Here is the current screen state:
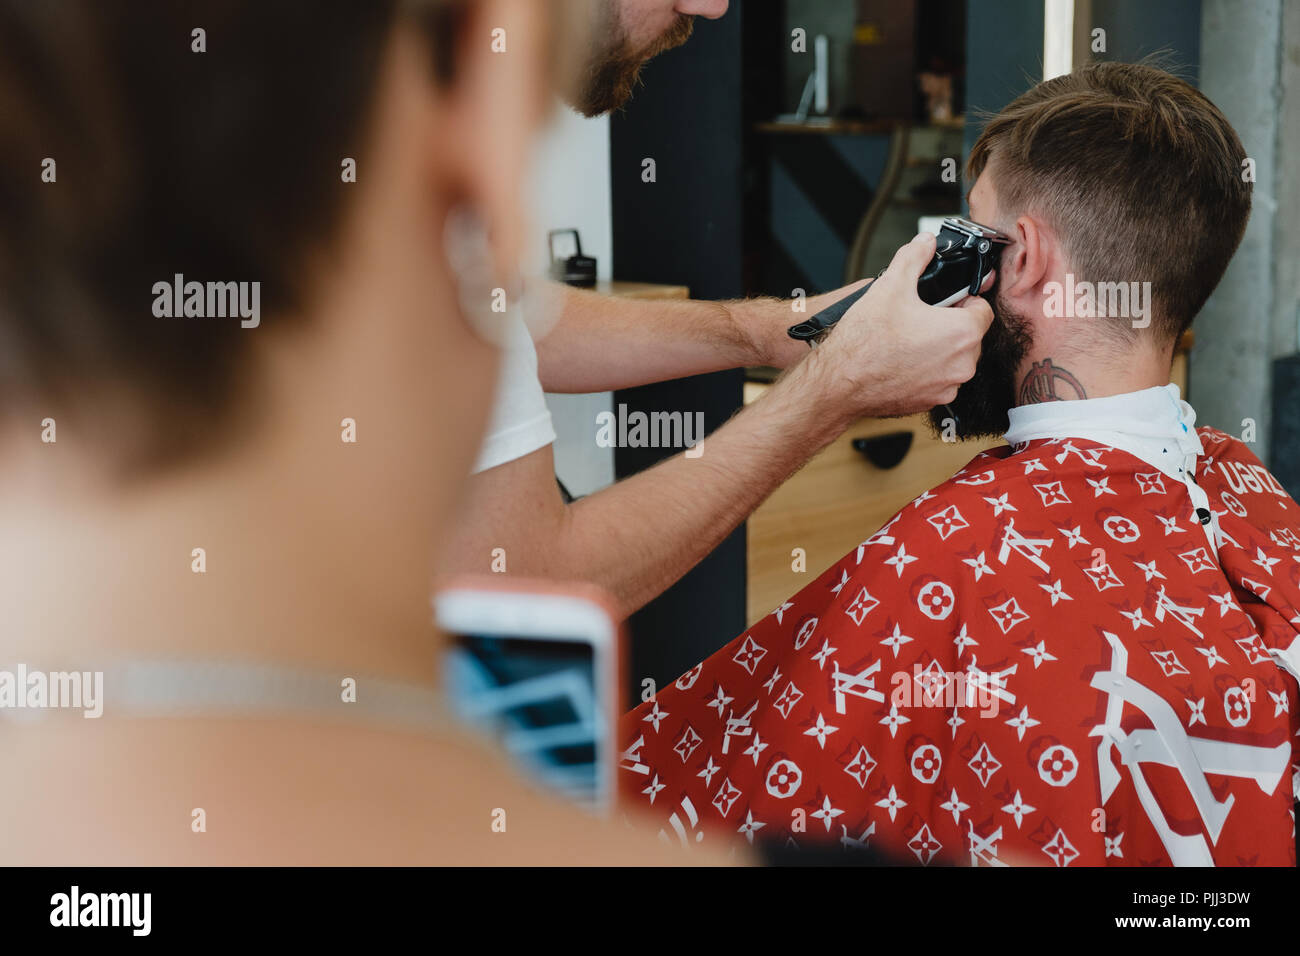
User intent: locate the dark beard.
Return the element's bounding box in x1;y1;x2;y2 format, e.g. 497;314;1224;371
926;291;1033;440
571;11;695;116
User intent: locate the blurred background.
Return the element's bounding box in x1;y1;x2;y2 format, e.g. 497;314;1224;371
526;0;1300;703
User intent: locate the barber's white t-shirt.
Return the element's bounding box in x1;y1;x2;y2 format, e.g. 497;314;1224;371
472;307;556;473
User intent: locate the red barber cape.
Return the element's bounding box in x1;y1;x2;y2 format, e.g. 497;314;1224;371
619;428;1300;866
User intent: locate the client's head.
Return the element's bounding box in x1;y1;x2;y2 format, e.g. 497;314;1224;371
930;60;1252;439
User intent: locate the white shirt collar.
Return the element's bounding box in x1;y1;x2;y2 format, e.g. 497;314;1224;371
1004;383;1203;483
1004;383;1220;554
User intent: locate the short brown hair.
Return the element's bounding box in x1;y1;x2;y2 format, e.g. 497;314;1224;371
967;60;1251;342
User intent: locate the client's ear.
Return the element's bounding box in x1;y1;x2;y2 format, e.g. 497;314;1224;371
1001;214;1053;304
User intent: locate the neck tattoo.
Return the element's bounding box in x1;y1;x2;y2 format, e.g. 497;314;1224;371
1018;358;1087;404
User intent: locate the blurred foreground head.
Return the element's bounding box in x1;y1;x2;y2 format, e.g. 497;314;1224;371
0;0;584;482
0;1;727;867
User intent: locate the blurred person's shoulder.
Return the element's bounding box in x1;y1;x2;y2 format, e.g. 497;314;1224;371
0;716;741;867
404;727;743;866
277;719;744;865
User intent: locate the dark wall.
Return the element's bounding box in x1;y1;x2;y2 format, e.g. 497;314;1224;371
759;134;892;296
1272;355;1300;498
963;0;1203;164
610;6;747;700
1090;0;1201;81
962;0;1043;164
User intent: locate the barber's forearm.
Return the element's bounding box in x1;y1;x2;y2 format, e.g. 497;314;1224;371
535;282;767;393
559;353;846;617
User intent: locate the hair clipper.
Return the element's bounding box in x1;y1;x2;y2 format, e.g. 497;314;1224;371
787;217;1011;346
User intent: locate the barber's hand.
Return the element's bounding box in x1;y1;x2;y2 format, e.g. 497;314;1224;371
757;279;872;369
799;232;994;422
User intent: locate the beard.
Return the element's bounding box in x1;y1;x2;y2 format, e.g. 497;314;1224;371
571;9;695;116
926;288;1033;441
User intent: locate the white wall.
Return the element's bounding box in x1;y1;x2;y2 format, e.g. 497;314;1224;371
526;103;616;498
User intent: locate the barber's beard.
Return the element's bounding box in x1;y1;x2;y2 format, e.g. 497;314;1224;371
572;11;695;116
926;291;1033;440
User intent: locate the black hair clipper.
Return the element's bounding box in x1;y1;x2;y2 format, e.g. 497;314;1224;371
787;217;1011;346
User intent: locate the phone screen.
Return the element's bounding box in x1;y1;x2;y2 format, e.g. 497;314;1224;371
444;633;607;812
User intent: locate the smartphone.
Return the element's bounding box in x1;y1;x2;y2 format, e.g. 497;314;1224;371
435;578;621;815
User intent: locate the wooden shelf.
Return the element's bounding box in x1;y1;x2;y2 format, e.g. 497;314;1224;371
755;118;901;136
754;116;965;137
596;279;690;301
